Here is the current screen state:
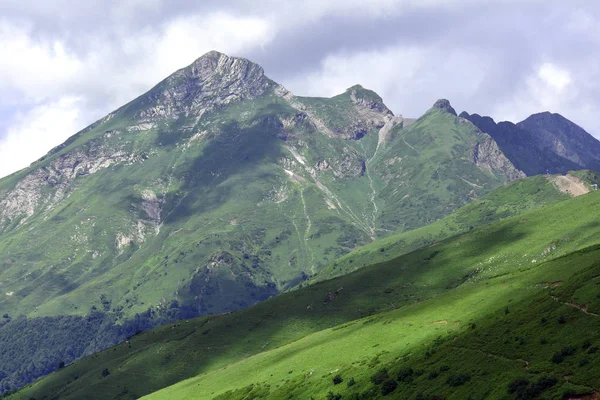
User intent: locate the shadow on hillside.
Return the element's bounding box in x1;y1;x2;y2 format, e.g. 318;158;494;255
161;115;285;224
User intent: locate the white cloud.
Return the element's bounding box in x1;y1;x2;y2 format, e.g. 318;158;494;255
0;12;274;178
0;22;82;103
538;63;571;91
493;63;576;123
284;45;487;117
0;97;85;178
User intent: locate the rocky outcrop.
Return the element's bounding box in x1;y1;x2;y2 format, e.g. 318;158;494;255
0;141;141;230
433;99;457;116
138;51;275;122
461;111;590;176
472;133;526;182
276;84;396;140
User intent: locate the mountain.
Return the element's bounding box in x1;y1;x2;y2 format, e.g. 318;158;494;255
12;183;600;400
0;51;521;322
315;172;597;281
1;50;599;394
460;111;600;175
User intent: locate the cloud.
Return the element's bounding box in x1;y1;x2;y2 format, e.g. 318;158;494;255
0;0;599;179
0;11;274;178
284;44;487;117
538;63;572;92
0;21;82;103
0;97;84;178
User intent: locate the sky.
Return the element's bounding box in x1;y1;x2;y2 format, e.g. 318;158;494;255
0;0;599;178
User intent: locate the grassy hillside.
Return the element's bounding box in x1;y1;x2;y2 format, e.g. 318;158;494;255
315;173;576;281
12;188;600;400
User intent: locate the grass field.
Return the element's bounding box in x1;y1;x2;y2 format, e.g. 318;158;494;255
12;186;600;400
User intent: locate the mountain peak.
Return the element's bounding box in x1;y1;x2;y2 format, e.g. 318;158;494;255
133;51;273;121
432;99;457;116
344;84;393;115
185;50;266;83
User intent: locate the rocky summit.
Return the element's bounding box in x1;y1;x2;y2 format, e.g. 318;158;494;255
0;51;599;395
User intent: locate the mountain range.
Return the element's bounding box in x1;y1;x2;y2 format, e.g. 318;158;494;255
1;51;600;398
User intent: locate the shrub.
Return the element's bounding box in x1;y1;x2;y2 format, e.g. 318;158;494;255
579;358;590;367
101;368;110;377
558;315;566;324
507;378;530;394
371;368;389;385
439;365;450;372
588;346;598;354
57;361;65;369
396;367;414;382
332;374;343;385
552;345;577;364
540;338;548;344
446;373;471;387
381;380;398;396
326;392;342;400
582;340;592;350
509;376;558;399
427;371;439;380
529;376;558;397
346;377;356;387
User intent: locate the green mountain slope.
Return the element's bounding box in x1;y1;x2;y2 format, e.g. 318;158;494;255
12;187;600;400
0;52;519;322
316;172;598;281
0;51;531;393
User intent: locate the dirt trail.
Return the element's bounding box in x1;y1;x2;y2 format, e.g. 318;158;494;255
549;174;590;197
550;295;599;317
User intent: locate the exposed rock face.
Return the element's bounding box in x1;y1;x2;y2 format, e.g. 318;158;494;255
0;140;140;231
347;85;393;115
276;84;397;140
517;112;600;171
472;133;526;181
138;51;275;121
461;111;598;175
433;99;457;116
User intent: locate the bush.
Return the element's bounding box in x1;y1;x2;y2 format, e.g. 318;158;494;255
552;345;577;364
529;377;558;397
332;374;343;385
509;376;557;399
427;371;439;380
371;368;389;385
582;339;592;349
558;315;566;324
381;380;398;396
507;378;530;394
396;367;414;382
588;346;598;354
101;368;110;378
446;373;471;387
346;377;356;387
326;392;342;400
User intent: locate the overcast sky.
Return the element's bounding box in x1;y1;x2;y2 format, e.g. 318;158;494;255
0;0;598;178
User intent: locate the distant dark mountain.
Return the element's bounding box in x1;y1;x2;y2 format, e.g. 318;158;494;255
460;111;600;175
517;112;600;170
